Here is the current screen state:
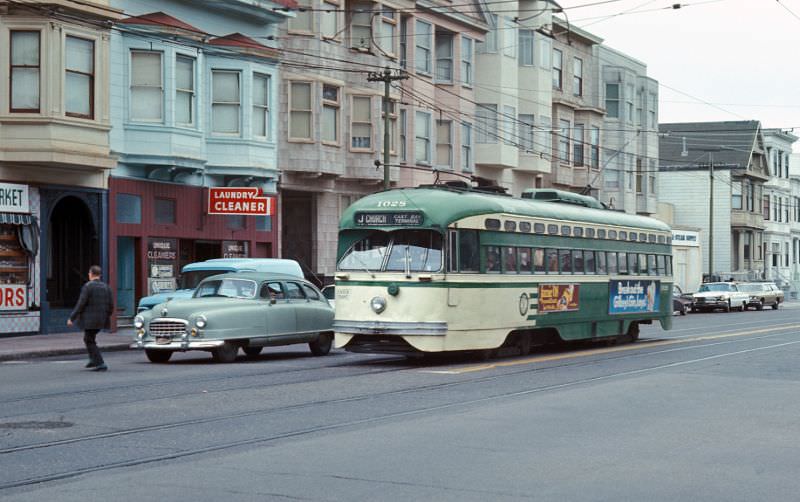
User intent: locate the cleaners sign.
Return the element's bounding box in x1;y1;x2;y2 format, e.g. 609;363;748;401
609;280;660;314
208;187;274;216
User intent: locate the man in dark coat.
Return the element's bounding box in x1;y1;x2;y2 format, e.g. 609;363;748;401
68;265;114;371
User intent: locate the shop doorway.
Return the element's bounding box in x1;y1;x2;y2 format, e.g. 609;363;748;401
47;196;98;309
116;236;139;319
281;191;314;275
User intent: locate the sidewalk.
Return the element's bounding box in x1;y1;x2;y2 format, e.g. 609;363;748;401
0;328;134;362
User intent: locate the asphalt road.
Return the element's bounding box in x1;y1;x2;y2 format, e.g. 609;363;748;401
2;308;800;501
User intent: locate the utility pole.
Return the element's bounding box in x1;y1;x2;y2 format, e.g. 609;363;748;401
367;68;408;190
709;153;714;279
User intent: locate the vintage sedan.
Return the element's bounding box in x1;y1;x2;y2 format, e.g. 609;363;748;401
133;272;334;363
691;282;749;312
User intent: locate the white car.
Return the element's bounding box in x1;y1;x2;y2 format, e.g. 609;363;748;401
692;282;749;312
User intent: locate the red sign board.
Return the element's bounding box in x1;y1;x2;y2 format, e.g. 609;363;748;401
0;285;26;311
538;284;580;313
207;187;274;216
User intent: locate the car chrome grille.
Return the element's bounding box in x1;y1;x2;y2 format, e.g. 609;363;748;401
149;319;188;337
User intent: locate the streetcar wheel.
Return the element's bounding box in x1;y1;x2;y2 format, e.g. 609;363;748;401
212;342;238;363
243;346;262;357
145;349;172;363
627;322;640;342
476;349;496;361
309;333;333;356
517;334;532;356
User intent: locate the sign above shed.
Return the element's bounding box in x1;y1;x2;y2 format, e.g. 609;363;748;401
208;187;274;216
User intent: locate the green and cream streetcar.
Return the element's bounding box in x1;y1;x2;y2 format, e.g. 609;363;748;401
333;183;673;356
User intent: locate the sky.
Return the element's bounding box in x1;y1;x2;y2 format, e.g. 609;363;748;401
560;0;800;138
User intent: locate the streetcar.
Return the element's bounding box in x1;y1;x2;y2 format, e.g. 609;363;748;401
332;182;673;357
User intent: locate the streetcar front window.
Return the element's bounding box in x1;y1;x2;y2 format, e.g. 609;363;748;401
385;230;443;272
338;232;391;271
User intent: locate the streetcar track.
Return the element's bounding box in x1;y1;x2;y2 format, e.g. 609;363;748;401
2;326;797;456
3;334;800;492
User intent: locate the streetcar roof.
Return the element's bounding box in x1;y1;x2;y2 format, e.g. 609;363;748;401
340;186;671;232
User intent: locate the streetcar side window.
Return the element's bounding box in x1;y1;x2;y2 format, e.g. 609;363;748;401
545;248;559;273
619;231;627;241
574;227;584;238
607;252;617;274
585;228;595;238
667;256;673;276
502;247;517;273
628;253;638;274
548;224;559;235
597;251;607;274
585;250;596;274
656;254;666;275
486;246;501;273
559;249;573;274
573;250;584;274
534;223;545;234
533;248;546;274
598;229;607;239
607;230;616;240
519;247;532;274
519;222;531;233
648;255;657;275
458;230;480;272
638;253;648;275
618;252;628;274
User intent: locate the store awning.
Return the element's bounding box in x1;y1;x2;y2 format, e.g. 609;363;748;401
0;213;32;225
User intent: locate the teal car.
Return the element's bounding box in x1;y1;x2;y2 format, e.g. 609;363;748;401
133;271;334;363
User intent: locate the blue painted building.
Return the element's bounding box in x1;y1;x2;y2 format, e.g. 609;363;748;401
107;1;292;319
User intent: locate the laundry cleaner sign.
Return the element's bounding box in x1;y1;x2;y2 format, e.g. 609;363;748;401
609;280;660;314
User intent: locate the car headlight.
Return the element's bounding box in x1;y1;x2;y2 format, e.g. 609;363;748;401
195;315;207;329
370;296;387;314
134;315;144;329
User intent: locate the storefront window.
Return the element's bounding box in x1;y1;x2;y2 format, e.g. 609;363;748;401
0;225;29;284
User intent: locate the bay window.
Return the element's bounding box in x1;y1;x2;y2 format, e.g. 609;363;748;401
322;84;340;144
435;32;453;82
10;31;40;112
415;20;432;74
462;123;472;171
436;120;452;167
415;111;431;163
130;51;163;121
253;73;270;138
175;55;195;126
351;95;372;149
289;81;312;140
461;37;473;86
65;36;94;118
212;70;241;134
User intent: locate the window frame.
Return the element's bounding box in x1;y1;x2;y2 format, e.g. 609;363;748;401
350;94;373;151
321;83;341;145
321;0;342;40
350;2;373;51
415;110;432;165
64;35;95;119
288;81;314;142
436;119;453;168
380;7;398;57
461;122;472;171
211;69;242;135
519;29;534;66
435;31;454;83
573;57;583;97
415;20;433;75
552;48;563;90
289;0;314;34
175;54;196;127
10;30;41;113
461;36;473;87
252;72;270;139
129;50;164;123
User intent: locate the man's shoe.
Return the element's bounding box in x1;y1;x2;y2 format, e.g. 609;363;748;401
85;362;98;368
91;365;108;372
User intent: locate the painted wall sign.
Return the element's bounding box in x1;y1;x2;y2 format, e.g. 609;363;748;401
222;240;248;258
538;284;580;312
609;279;661;314
0;285;26;311
148;278;177;294
0;183;29;214
354;211;423;226
208;187;274;216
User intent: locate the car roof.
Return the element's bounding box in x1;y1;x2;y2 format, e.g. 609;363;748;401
201;271;313;283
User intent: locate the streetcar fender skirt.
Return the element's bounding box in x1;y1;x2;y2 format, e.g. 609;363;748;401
333;320;448;336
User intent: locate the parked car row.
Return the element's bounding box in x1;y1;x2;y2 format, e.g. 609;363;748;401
672;282;784;315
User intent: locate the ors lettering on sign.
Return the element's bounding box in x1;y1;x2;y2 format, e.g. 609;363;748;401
0;285;26;311
208;187;275;216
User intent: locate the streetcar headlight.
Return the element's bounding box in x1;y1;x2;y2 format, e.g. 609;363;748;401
195;315;207;329
134;315;144;329
370;296;387;314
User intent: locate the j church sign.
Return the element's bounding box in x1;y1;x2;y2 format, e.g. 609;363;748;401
207;187;274;216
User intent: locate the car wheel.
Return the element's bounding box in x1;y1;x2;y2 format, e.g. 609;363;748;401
212;342;239;363
243;346;262;357
756;301;764;311
680;305;687;316
772;301;780;310
309;333;333;356
724;301;731;313
145;349;172;363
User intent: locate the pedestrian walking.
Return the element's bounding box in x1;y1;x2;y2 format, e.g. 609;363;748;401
67;265;114;371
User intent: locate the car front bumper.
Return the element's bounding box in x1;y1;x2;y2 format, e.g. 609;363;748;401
131;340;226;350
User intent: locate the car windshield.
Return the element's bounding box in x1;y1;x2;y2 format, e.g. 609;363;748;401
737;284;763;292
194;278;257;299
179;269;232;289
338;230;443;273
698;283;733;292
322;287;335;300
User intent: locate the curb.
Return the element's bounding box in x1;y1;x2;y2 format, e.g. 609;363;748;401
0;343;133;362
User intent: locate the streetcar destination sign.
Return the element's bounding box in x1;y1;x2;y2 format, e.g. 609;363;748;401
354;211;423;226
